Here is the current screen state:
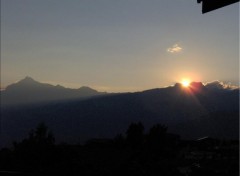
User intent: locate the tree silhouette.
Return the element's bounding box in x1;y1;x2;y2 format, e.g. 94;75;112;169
146;124;168;149
13;122;55;149
113;134;125;148
0;122;238;176
126;122;144;149
12;122;55;173
32;122;55;146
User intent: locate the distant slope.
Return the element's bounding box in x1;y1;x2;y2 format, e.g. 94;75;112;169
1;81;239;147
1;76;106;106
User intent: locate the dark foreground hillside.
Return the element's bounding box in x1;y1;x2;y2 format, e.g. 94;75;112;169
0;123;238;176
1;82;239;147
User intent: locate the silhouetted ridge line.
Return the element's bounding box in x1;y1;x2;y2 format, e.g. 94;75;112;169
2;77;107;106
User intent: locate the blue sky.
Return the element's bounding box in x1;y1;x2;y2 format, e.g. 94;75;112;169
1;0;239;92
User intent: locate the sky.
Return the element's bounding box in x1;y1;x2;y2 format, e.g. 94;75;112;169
1;0;239;92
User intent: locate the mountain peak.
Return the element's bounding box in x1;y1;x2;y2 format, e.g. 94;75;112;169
79;86;94;90
78;86;98;93
20;76;37;83
189;82;205;93
174;82;204;88
3;77;105;105
173;81;205;93
190;81;204;88
5;76;41;91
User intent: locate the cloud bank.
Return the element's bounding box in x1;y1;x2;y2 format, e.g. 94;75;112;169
167;44;182;53
204;81;239;90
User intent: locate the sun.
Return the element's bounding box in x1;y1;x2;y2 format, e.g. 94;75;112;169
181;79;190;87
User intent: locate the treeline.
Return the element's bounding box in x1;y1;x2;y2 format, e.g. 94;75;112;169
0;122;238;176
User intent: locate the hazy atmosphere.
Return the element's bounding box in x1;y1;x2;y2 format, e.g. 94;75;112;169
1;0;239;92
1;1;239;175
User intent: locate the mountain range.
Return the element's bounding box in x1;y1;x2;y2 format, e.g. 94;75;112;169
0;77;239;147
1;76;106;106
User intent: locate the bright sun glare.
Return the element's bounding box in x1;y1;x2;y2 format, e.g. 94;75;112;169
181;80;190;87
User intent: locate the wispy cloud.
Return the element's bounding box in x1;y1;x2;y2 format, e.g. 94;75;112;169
167;44;182;53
